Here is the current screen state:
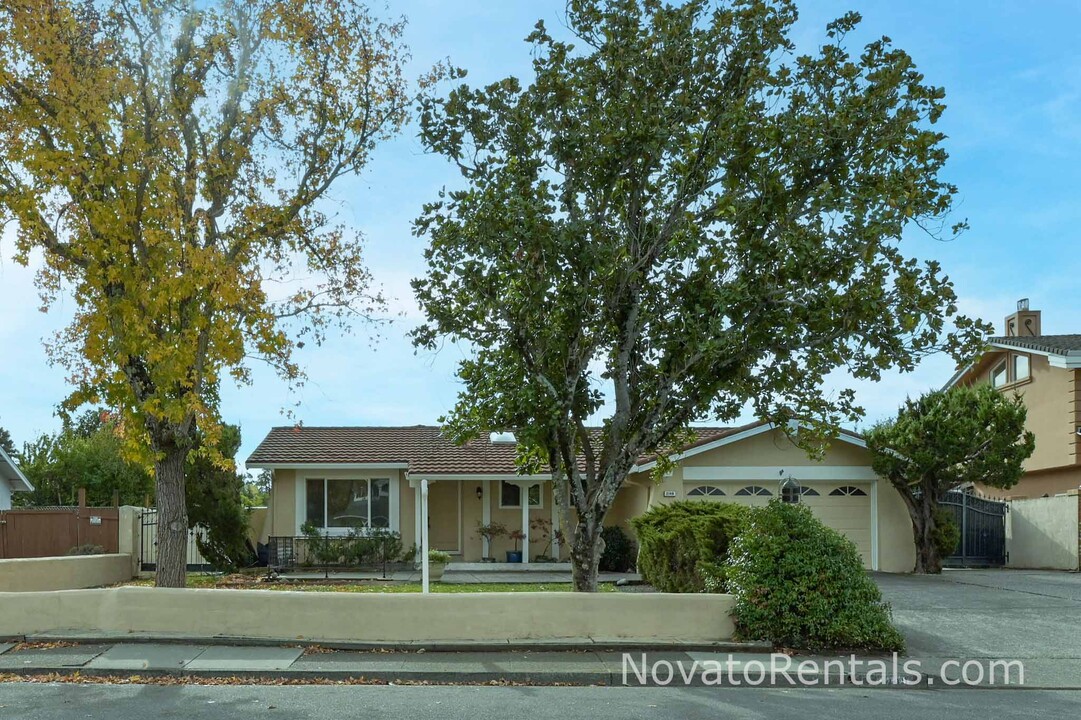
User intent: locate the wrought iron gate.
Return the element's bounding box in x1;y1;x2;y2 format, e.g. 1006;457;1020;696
940;490;1008;567
139;509;213;571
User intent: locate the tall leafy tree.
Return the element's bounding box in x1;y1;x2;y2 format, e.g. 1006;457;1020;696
413;0;985;590
867;384;1034;574
0;1;423;585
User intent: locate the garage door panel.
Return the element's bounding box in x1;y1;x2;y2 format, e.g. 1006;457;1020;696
684;481;874;569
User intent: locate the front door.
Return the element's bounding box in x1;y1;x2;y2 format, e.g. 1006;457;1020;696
428;481;461;554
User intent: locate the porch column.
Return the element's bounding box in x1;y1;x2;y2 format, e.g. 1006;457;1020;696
421;479;430;593
510;479;535;565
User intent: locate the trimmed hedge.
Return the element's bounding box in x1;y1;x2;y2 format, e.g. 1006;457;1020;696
726;500;905;652
631;500;748;593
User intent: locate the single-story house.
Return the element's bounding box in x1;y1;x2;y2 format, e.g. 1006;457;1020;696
0;446;33;510
247;421;916;572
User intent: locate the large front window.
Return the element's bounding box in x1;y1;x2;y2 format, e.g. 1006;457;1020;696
305;478;391;531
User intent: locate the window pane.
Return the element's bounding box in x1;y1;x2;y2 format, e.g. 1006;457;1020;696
328;479;368;529
370;479;390;528
528;484;541;507
305;479;325;528
501;481;521;507
1013;354;1030;381
991;361;1008;388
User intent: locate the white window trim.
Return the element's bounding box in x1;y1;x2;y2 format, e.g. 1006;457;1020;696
499;481;544;510
299;471;399;536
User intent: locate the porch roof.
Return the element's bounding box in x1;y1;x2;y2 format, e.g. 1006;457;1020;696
246;424;738;476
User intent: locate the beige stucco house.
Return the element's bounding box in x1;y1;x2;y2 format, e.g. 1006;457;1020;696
248;421;916;573
946;300;1081;499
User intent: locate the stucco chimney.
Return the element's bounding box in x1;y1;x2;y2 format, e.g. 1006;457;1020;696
1004;298;1042;337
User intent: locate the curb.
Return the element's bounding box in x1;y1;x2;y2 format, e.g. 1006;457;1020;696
9;634;772;654
0;664;967;688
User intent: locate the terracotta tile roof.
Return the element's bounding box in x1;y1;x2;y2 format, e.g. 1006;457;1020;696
246;424;736;476
991;335;1081;356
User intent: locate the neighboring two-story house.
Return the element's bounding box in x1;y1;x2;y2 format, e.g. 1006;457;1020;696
946;300;1081;499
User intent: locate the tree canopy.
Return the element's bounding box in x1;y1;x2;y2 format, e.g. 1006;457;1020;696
0;426;15;457
16;409;154;507
867;383;1034;573
0;0;424;585
413;0;985;590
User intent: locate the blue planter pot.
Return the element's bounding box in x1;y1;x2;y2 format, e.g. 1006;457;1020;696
506;551;523;563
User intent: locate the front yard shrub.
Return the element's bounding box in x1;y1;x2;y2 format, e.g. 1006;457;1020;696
599;525;636;572
366;529;404;578
726;500;905;652
301;522;349;577
631;500;748;592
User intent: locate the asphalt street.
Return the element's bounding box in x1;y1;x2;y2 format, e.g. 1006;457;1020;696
3;684;1081;719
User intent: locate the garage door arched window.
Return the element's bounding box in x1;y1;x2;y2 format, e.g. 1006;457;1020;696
829;486;867;497
687;486;725;497
734;485;772;497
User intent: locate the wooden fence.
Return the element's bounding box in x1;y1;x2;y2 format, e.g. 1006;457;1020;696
0;506;119;559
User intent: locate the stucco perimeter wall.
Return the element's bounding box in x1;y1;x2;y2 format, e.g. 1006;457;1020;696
0;587;736;644
0;554;134;592
1007;493;1080;571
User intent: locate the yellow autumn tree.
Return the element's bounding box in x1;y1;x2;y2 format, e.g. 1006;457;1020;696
0;0;422;586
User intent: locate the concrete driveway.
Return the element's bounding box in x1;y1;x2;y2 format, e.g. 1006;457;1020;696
875;569;1081;687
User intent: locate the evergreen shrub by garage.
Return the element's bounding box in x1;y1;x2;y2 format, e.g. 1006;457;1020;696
631;500;747;593
726;500;905;652
599;525;637;572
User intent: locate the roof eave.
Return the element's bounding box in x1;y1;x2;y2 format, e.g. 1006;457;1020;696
0;446;33;492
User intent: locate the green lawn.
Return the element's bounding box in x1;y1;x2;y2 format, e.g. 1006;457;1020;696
124;575;617;593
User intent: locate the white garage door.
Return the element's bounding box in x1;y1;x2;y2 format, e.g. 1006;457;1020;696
684;482;873;568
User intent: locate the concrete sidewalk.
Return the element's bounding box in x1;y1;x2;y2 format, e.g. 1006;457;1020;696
0;641;1060;688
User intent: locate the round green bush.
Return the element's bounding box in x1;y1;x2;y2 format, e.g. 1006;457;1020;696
631;500;748;593
726;500;905;652
599;525;637;572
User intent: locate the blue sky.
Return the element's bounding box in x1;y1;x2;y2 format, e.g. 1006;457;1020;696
1;0;1079;471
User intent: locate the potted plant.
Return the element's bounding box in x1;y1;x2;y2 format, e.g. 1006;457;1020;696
475;521;507;562
428;549;451;581
506;529;526;563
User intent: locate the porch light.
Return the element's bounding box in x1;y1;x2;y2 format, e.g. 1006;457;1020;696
476;486;483;500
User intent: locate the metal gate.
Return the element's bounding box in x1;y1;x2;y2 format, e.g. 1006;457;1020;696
940;490;1008;567
139;509;213;571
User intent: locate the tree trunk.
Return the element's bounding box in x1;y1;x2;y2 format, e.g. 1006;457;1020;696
570;513;605;592
154;445;189;588
910;493;942;574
